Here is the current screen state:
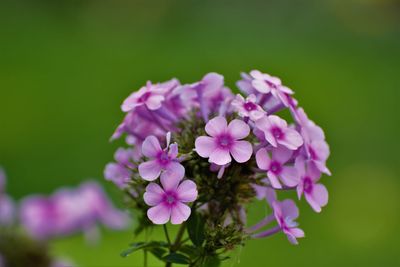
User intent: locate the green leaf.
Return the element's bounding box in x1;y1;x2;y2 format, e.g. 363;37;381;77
178;244;200;258
162;253;191;264
187;211;205;247
202;256;220;267
149;247;168;260
120;241;168;257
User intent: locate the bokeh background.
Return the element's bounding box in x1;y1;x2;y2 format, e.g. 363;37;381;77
1;0;399;266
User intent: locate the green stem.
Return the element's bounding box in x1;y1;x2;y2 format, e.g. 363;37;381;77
163;224;172;246
143;249;148;267
165;223;187;267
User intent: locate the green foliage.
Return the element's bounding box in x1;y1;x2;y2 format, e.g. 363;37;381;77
187;211;205;247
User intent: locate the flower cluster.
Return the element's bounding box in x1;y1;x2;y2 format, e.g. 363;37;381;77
20;181;129;241
106;70;331;265
0;166;130;267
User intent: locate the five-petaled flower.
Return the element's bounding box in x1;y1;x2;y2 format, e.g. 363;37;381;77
272;200;305;245
295;156;328;213
256;146;299;189
144;174;197;225
248;70;294;106
231;94;266;121
256;115;303;150
138;133;185;181
121;81;168;112
195;116;253;166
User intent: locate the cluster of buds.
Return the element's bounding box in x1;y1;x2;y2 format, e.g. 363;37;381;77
106;70;331;266
0;168;129;267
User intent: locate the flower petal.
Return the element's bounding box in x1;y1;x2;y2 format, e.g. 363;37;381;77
162;162;185;188
138;160;162;181
280;199;299;219
280;166;299;187
278;128;303;150
272;146;292;164
205;116;227;137
252;80;271;94
170;202;191;225
228;119;250;140
142;136;162;158
176;180;198;203
256;148;271;170
267;171;282;189
147;204;171;225
209;148;231;165
231;140;252;163
143;183;164;206
195;136;216;158
146;95;165;110
307;184;328;213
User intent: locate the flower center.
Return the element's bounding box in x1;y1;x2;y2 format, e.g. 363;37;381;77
157;151;171;167
243;101;257;111
270;161;282;174
217;134;233;149
271;127;284;140
138;91;152;103
164;192;177;205
303;177;313;193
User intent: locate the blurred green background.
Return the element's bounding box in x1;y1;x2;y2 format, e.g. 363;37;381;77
1;0;399;266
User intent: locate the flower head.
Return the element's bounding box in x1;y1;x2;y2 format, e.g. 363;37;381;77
231;94;266;121
272;200;304;245
195;116;253;165
104;148;136;189
295;157;328;212
138;133;184;181
256;115;303;150
144;175;197;224
256;146;299;189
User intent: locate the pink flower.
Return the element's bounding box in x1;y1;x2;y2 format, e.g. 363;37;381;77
231;94;266;121
256;115;303;150
144;174;197;224
256;146;299;189
295;108;331;175
195;116;253;166
138;133;185;181
272;200;305;245
121;81;169;112
295;157;328;212
248;70;294;106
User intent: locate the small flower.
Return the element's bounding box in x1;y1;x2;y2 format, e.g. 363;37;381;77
296;108;331;175
104;148;136;189
256;146;299;189
256;115;303;150
231;94;266;121
195;116;253;165
138;133;185;181
248;70;294;106
272;200;305;245
295;157;328;212
121;81;168;112
144;175;197;224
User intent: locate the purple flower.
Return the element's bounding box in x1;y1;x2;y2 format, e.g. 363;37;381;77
295;108;331;175
104;148;136;189
144;174;197;224
248;70;294;106
20;181;129;240
295;157;328;212
231;94;266;121
256;146;299;189
121;81;170;112
138;133;185;181
195;116;253;165
256;115;303;150
272;200;305;244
